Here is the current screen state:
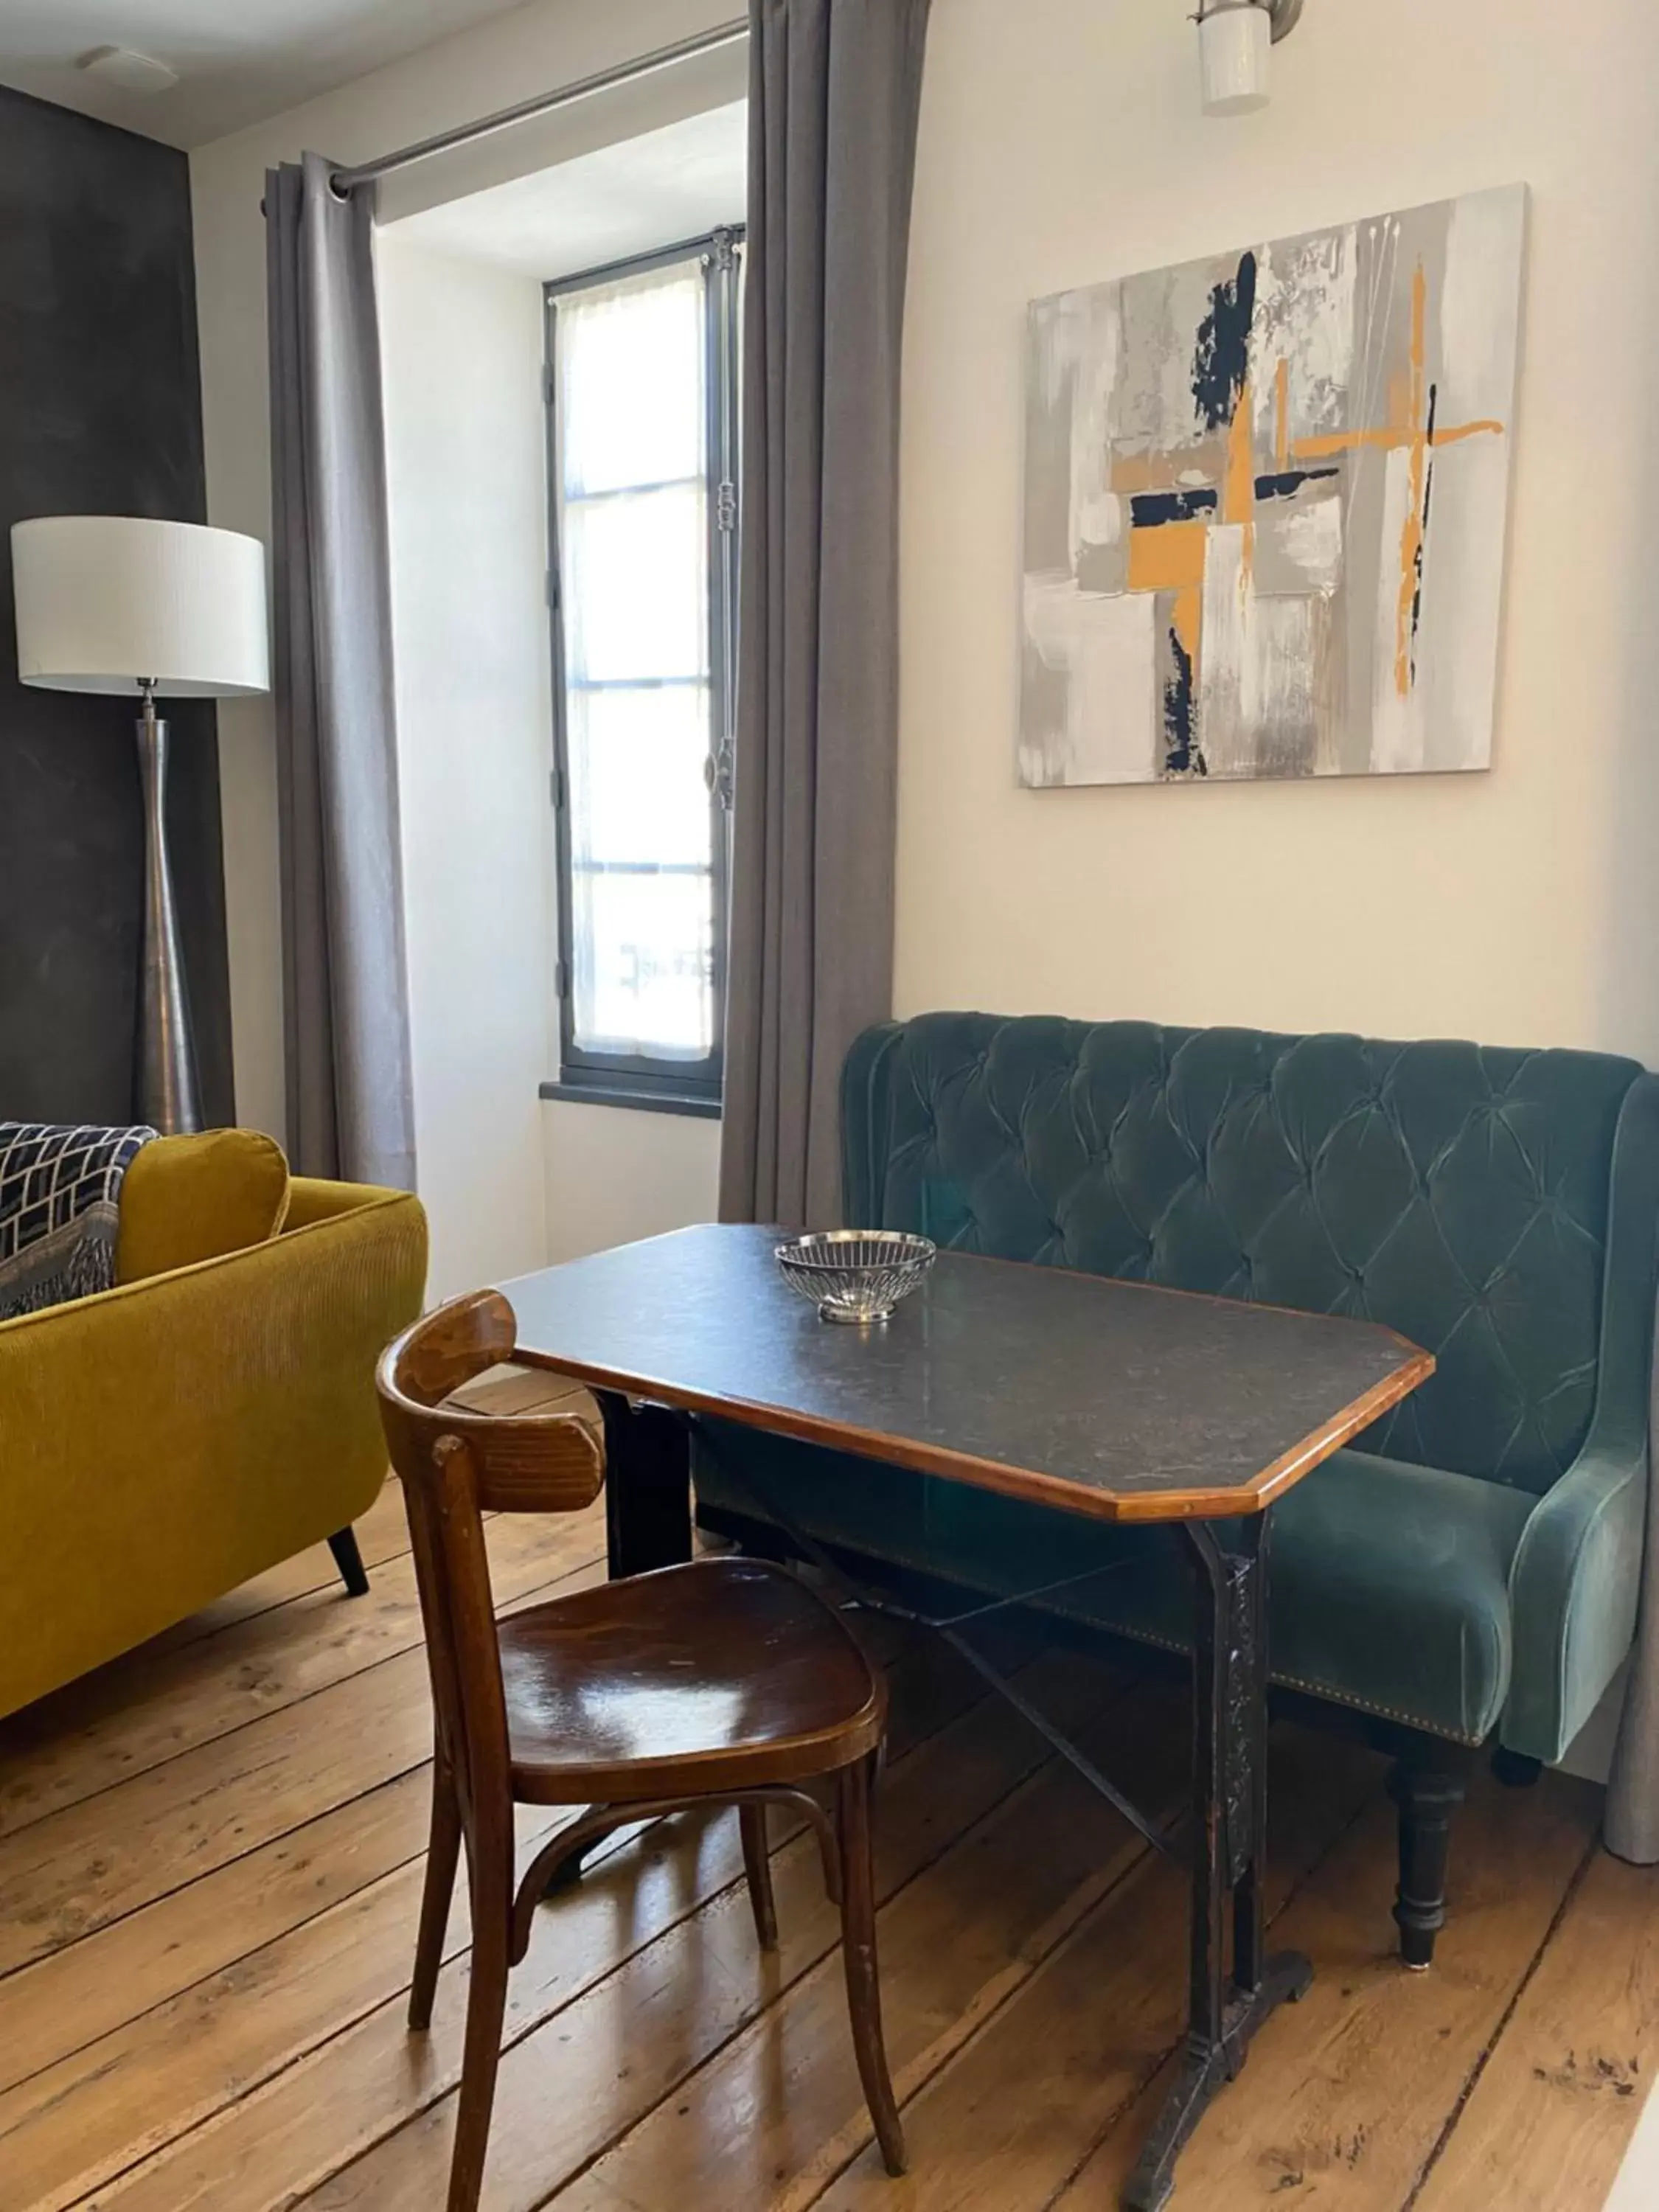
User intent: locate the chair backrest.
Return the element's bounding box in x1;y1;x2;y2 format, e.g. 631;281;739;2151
376;1290;605;1862
843;1014;1659;1495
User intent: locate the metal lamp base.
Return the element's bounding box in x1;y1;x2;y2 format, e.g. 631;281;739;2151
135;689;202;1134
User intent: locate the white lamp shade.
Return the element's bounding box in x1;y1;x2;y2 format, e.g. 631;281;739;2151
11;515;270;699
1200;5;1271;114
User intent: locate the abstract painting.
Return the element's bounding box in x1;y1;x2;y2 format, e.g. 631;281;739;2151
1018;186;1525;786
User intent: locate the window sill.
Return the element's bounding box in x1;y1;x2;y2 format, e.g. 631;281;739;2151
540;1080;722;1122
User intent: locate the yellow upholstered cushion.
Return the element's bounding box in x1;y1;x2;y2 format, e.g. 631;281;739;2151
0;1176;427;1721
115;1129;291;1284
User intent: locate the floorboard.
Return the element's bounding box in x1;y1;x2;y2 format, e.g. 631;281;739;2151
0;1479;1648;2212
814;1723;1386;2212
1409;1846;1659;2212
1049;1768;1599;2209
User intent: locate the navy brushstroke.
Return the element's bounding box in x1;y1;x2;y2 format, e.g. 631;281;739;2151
1192;251;1257;432
1163;627;1202;777
1130;487;1219;527
1253;467;1340;504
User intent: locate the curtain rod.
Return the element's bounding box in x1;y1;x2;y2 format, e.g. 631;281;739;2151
330;15;749;195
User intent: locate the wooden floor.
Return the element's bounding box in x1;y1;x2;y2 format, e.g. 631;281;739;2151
4;1371;1658;2212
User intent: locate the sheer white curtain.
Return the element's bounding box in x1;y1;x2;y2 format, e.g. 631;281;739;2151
554;263;716;1065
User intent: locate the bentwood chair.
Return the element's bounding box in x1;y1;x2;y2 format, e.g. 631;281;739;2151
377;1290;906;2212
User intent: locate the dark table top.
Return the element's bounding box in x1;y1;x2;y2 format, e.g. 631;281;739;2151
504;1224;1433;1525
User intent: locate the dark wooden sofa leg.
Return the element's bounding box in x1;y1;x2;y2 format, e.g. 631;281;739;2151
1388;1742;1472;1969
328;1527;370;1598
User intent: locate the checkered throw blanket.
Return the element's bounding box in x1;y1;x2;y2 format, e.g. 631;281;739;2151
0;1123;157;1321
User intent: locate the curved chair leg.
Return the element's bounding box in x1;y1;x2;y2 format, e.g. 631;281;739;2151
741;1804;779;1950
448;1873;512;2212
410;1756;462;2029
836;1753;906;2175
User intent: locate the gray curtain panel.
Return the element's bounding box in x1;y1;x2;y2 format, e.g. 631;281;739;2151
265;153;416;1192
1608;1360;1659;1862
718;0;932;1230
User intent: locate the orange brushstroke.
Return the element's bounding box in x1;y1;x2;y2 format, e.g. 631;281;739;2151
1126;521;1206;684
1429;420;1506;446
1172;582;1203;669
1291;418;1505;462
1127;519;1209;595
1223;378;1256;580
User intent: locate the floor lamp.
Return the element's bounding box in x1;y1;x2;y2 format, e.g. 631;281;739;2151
11;515;269;1134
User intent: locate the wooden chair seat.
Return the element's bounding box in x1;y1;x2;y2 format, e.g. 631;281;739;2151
500;1557;883;1802
377;1290;907;2212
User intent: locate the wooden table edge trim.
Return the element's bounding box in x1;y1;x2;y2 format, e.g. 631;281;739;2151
509;1344;1436;1526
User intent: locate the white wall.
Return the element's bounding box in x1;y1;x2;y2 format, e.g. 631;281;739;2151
378;233;555;1300
541;1100;719;1265
897;0;1659;1064
189;0;734;1270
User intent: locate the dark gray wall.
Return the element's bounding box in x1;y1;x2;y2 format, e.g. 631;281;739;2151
0;84;233;1127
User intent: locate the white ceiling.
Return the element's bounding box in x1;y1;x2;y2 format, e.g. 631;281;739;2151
386;98;745;281
0;0;536;148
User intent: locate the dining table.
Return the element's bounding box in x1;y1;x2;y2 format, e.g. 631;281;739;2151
505;1222;1433;2211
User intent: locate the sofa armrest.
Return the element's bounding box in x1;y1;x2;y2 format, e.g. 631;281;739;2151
284;1174;409;1230
1503;1071;1659;1763
1503;1444;1646;1763
0;1186;427;1719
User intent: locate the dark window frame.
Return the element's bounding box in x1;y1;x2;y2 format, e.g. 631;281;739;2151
541;227;742;1116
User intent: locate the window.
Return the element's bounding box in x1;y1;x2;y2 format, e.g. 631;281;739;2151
543;231;741;1114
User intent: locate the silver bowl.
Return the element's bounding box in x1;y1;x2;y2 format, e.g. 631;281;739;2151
775;1229;937;1324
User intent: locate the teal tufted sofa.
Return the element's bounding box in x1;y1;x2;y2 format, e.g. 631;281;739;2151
695;1014;1659;1961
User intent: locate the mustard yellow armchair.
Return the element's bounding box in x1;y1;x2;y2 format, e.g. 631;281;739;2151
0;1167;427;1720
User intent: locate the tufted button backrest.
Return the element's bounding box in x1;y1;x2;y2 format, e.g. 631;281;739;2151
843;1015;1647;1495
